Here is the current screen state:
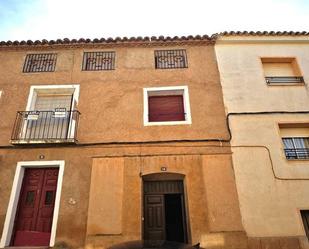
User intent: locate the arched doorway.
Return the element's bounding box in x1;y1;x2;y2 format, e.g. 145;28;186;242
142;173;188;243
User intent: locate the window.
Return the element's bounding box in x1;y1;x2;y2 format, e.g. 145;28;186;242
11;85;80;144
301;210;309;239
154;49;188;69
282;137;309;159
23;53;57;73
261;58;304;84
279;124;309;159
143;86;191;126
82;51;115;71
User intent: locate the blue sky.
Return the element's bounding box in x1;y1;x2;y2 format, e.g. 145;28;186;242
0;0;308;41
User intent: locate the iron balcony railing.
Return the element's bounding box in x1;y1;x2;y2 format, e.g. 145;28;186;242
284;148;309;160
11;110;80;144
265;76;304;84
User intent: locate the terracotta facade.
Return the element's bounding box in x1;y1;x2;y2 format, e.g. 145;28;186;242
0;40;245;249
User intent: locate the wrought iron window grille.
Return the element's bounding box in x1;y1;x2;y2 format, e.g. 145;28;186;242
23;53;57;73
283;137;309;159
265;76;304;84
284;148;309;159
154;49;188;69
82;51;115;71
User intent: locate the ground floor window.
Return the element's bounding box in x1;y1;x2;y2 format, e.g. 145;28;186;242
301;210;309;239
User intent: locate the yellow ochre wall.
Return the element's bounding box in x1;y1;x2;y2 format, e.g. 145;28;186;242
86;153;245;249
215;35;309;249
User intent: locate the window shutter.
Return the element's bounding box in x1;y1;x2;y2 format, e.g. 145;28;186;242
148;95;185;122
35;94;73;111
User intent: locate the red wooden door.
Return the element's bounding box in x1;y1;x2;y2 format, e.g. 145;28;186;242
12;168;59;246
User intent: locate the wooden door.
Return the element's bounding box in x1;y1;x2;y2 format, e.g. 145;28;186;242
143;180;187;242
12;168;59;246
144;195;165;240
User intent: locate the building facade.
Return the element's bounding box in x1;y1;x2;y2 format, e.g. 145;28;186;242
0;36;246;249
215;32;309;249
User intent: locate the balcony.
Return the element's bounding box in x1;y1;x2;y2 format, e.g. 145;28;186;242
265;76;304;84
284;148;309;160
11;110;80;144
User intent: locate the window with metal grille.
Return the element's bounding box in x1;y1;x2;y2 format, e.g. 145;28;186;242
282;137;309;159
23;53;57;73
154;49;188;69
82;51;115;71
301;210;309;239
262;58;304;84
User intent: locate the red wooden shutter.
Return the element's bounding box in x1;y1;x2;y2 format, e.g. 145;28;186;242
148;95;185;122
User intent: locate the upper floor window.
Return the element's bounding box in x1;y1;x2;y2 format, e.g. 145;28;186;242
280;123;309;160
143;86;192;126
23;53;57;73
261;58;304;85
82;51;115;71
11;85;80;144
154;49;188;69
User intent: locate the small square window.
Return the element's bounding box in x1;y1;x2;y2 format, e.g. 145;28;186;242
143;86;192;126
82;51;115;71
261;58;304;85
23;53;57;73
154;49;188;69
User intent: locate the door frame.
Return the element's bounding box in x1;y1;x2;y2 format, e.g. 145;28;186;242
142;173;189;243
0;160;65;248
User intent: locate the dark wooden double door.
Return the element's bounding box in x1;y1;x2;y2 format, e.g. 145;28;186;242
12;168;59;246
143;180;187;242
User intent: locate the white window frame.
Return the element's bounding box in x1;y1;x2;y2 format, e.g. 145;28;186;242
143;85;192;126
0;160;65;248
26;84;80;111
22;85;80;141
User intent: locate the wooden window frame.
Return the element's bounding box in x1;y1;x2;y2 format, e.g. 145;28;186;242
143;86;192;126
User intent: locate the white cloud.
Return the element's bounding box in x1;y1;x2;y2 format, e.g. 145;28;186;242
1;0;309;40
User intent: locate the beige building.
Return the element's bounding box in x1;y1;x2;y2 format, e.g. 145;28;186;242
0;36;246;249
215;31;309;249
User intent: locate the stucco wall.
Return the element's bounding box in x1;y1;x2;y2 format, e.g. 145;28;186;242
215;36;309;248
215;37;309;113
0;42;245;248
0;44;228;145
229;115;309;237
85;152;244;249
